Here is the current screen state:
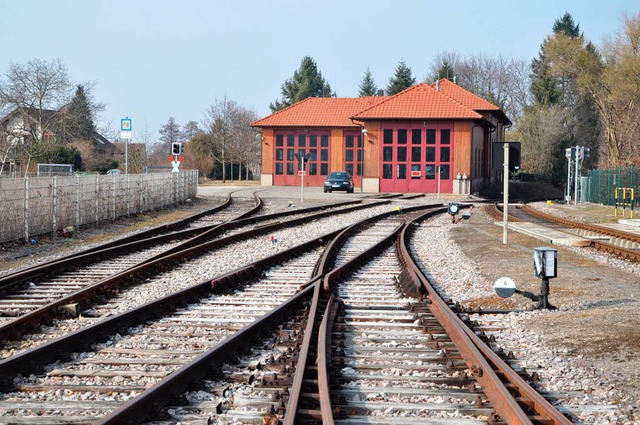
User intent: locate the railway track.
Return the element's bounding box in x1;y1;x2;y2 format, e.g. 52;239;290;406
0;194;263;321
491;203;640;262
0;202;583;425
0;199;394;359
0;205;418;424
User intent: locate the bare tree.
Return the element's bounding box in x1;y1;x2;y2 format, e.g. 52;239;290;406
0;58;72;143
182;120;200;142
0;58;73;174
202;97;251;182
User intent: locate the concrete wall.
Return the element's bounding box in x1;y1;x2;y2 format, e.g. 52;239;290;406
0;170;198;244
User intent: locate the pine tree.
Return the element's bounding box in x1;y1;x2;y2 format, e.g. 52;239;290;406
530;12;582;106
61;85;95;143
436;60;456;82
270;56;334;112
553;12;581;37
386;60;416;95
358;67;378;96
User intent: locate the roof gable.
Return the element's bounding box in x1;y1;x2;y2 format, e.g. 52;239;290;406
352;83;482;120
252;96;386;128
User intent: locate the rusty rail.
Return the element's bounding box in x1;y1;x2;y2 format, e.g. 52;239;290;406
398;210;572;425
317;294;338;425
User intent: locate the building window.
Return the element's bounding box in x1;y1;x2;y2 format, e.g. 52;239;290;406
383;163;393;179
383;129;393;144
276;149;283;161
287;135;295;147
412;129;421;144
276;135;284;146
397;129;407;144
426;129;436;145
441;129;450;145
276;163;283;174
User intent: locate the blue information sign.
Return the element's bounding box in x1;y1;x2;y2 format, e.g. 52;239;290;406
121;118;132;131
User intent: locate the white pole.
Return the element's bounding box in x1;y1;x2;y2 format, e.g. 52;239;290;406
567;150;572;204
503;142;509;245
125;138;129;174
574;146;580;205
300;158;304;203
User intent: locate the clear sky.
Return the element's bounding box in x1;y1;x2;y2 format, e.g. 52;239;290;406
0;0;636;143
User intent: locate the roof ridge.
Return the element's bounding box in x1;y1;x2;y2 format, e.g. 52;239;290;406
351;82;481;120
350;83;424;117
429;83;483;116
252;96;316;126
432;79;500;110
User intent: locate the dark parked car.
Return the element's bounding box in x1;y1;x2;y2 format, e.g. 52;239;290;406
324;171;354;193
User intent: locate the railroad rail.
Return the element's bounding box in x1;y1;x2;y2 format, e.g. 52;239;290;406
491;203;640;262
0;206;417;424
0;199;387;350
0;201;580;424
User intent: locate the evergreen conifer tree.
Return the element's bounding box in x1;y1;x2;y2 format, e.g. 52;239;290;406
61;85;95;142
386;60;416;95
436;60;456;82
270;56;334;111
358;67;378;96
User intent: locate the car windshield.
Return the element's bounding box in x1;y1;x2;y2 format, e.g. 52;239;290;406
328;172;348;179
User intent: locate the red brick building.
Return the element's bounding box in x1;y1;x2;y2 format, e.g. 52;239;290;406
252;79;511;194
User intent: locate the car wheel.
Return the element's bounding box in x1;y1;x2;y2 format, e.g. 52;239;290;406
324;187;328;193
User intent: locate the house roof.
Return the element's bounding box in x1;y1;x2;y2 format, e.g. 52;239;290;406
252;96;386;128
252;80;511;128
430;79;500;111
352;83;482;121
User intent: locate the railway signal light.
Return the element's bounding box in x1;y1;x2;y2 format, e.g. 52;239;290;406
171;142;183;155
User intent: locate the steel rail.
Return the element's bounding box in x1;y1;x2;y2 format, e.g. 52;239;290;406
0;228;341;390
0;192;262;291
495;203;640;261
95;278;318;425
317;293;338;425
0;193;234;289
0;201;386;341
522;204;640;243
284;207;432;424
398;210;572;425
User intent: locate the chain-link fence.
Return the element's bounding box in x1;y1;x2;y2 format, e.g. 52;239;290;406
586;166;639;206
0;170;198;244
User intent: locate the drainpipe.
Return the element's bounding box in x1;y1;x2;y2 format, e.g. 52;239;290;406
350;119;366;192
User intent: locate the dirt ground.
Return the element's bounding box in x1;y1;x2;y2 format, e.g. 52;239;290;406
451;202;640;412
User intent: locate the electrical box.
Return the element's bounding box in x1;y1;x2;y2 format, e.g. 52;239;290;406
534;247;557;278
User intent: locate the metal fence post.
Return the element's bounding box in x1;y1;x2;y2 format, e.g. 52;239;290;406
52;176;58;235
75;174;81;228
24;177;29;243
112;174;116;221
95;174;100;225
127;174;131;217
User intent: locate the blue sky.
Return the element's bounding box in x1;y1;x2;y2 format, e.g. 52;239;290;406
0;0;636;143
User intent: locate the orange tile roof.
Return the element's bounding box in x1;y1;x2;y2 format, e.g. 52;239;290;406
431;79;500;111
252;96;386;128
351;83;482;120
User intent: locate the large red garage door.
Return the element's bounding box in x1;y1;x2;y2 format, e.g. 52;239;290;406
379;124;453;194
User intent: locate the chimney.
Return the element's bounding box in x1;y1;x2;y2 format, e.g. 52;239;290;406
376;89;385;96
436;80;440;91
